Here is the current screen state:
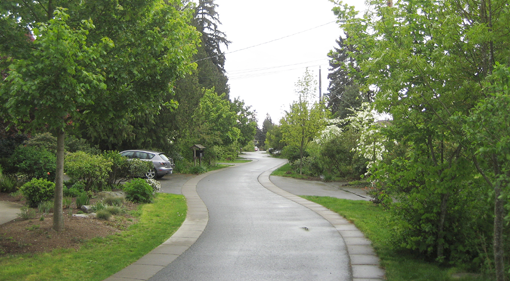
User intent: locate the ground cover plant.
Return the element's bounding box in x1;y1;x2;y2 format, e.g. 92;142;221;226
0;193;186;281
303;196;491;281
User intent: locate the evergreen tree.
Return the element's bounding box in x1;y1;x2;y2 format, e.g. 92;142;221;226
327;34;372;119
193;0;230;97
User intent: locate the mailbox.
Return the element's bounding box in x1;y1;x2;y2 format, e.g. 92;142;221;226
191;144;206;166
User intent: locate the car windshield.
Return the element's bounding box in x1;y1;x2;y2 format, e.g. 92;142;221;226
159;154;169;161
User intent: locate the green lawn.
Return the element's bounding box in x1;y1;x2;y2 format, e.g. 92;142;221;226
0;193;187;281
270;163;309;179
302;196;489;281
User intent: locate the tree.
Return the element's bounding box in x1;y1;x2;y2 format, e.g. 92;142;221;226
332;0;510;275
327;35;364;119
257;114;274;149
464;64;510;280
281;69;329;174
1;9;107;231
193;0;230;97
1;1;199;231
231;98;257;149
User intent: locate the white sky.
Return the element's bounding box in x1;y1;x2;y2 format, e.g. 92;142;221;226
214;0;366;127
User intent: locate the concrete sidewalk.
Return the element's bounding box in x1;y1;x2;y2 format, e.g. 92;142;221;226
0;201;22;225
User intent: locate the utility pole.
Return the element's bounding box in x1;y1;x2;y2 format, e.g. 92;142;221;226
319;66;322;103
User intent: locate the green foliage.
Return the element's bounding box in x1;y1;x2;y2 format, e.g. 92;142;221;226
281;69;329;174
65;151;112;191
63;181;85;198
9;146;56;181
65;135;101;155
128;159;154;179
266;125;284;151
18;206;37;220
103;150;130;185
38;200;53;214
24;132;57;154
63;197;73;209
0;134;27;159
75;192;90;209
189;165;208;175
104;206;122;216
0;173;18;193
123;178;155;203
96;210;111;221
20;178;55;208
103;197;124;207
0;194;186;280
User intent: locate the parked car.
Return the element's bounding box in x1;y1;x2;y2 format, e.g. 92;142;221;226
120;150;174;179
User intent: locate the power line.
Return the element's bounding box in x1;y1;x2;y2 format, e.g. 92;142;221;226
193;21;336;63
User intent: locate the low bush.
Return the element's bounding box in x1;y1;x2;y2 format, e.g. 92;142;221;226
103;150;130;185
18;206;37;220
103;196;124;206
96;210;111;220
65;151;112;191
21;178;55;208
145;179;161;193
75;192;90;209
105;206;122;215
0;172;19;193
123;178;154;203
38;200;53;214
63;197;73;209
127;159;153;178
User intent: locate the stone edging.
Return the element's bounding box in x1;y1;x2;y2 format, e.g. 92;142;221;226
257;162;386;281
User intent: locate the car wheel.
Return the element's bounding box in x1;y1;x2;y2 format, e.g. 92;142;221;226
146;169;156;179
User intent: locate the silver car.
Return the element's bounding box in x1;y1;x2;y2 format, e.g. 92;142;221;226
120;150;174;179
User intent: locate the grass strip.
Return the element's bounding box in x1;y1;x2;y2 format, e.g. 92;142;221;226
270;163;309;179
0;193;187;281
302;196;487;281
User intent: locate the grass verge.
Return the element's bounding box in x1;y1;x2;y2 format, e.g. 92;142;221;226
0;193;187;281
270;163;309;180
302;196;488;281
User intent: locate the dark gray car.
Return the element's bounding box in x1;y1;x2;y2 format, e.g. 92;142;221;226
120;150;174;179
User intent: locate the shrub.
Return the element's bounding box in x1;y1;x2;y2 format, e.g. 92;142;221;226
38;200;53;214
0;134;28;159
103;150;130;185
63;197;73;209
75;192;90;209
65;135;101;155
21;178;55;208
127;159;153;178
96;210;111;220
145;179;161;193
65;151;112;191
0;173;19;193
123;178;154;203
105;206;122;215
189;165;207;174
63;181;84;198
18;206;37;220
103;196;124;206
9;146;56;181
24;132;57;154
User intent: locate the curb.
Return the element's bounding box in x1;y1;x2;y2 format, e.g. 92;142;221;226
105;169;220;281
257;164;386;281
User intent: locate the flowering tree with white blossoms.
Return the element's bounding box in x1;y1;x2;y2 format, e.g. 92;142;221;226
344;102;387;175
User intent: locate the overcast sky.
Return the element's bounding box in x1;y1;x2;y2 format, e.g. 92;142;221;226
214;0;366;127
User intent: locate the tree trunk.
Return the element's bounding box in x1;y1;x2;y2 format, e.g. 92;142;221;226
437;193;449;261
53;129;65;232
494;183;505;281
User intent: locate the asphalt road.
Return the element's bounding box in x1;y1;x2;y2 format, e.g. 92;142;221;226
149;152;351;281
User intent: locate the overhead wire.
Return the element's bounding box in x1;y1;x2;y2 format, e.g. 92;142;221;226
192;20;337;64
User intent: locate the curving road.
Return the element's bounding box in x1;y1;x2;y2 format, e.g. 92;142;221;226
149;152;351;281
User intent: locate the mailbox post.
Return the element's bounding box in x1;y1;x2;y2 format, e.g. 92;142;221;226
191;144;206;166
